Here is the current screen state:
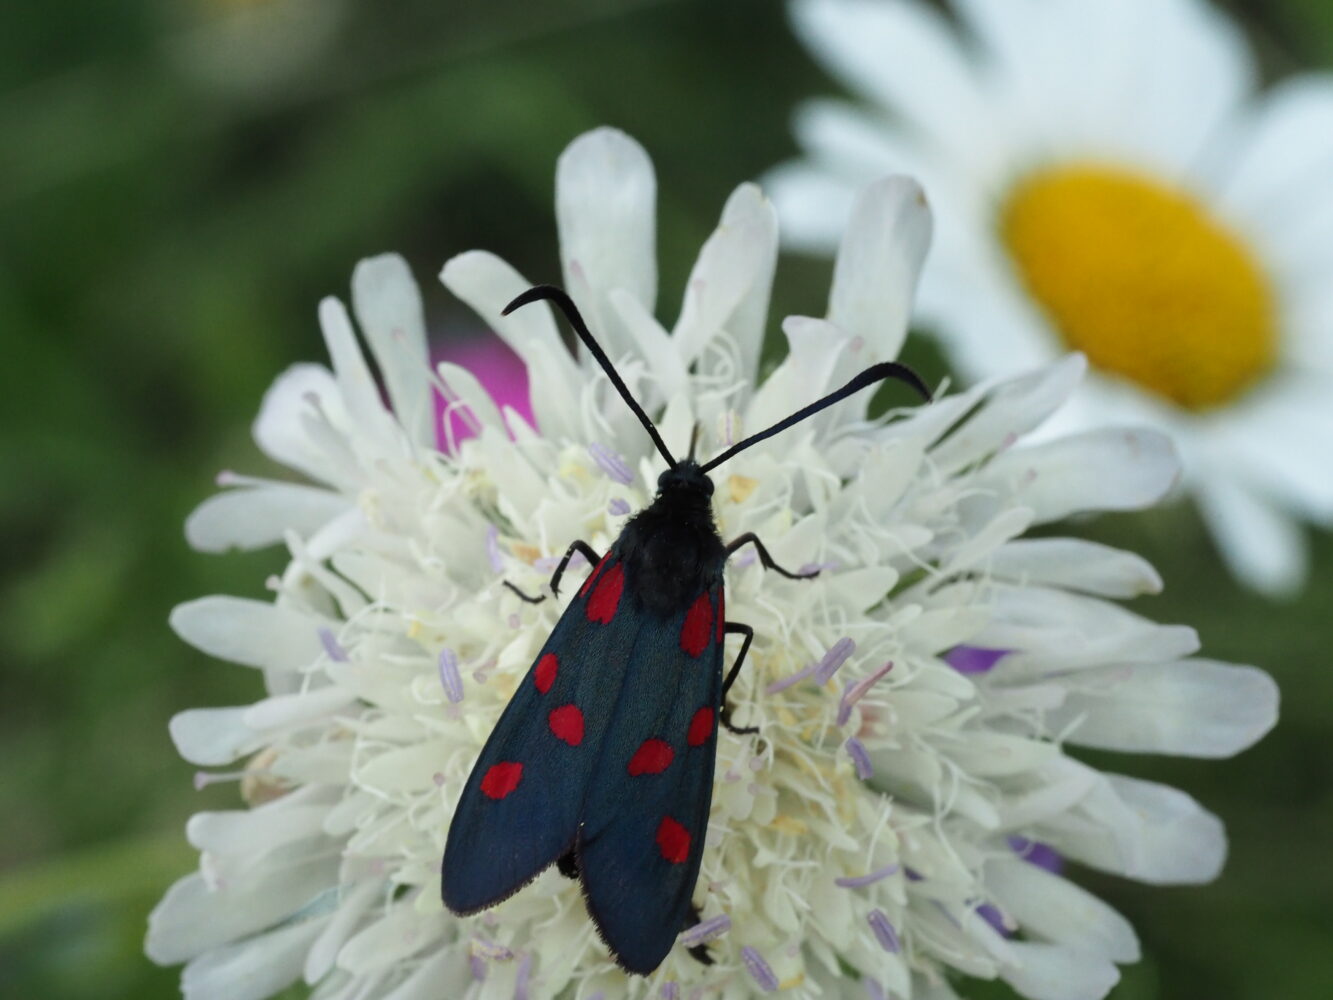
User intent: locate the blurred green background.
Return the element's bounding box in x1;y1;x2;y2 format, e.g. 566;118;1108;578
2;1;1330;997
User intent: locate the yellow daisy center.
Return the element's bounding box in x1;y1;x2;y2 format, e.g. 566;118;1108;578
1000;164;1277;410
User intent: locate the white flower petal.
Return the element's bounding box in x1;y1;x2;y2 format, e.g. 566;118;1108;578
336;902;449;976
557;127;657;348
188;800;330;858
317;297;400;453
1000;940;1120;1000
1048;659;1279;757
671;185;777;367
181;917;327;1000
305;879;381;984
352;254;433;448
978;427;1180;523
931;356;1085;474
1043;772;1226;884
440;250;581;443
706;182;779;388
186;485;351;553
252;363;345;485
989;538;1162;598
986;858;1139;963
169;596;326;670
434;361;504;441
169;707;257;766
381;946;474;1000
828;175;932;372
147;850;336;966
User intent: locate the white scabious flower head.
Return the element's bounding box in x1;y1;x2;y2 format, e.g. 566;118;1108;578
769;0;1333;596
148;127;1278;1000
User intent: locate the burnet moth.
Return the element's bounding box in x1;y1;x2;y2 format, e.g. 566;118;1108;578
442;284;930;974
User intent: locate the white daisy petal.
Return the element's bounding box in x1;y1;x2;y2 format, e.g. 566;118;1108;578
1196;474;1308;596
777;0;1333;594
761;160;857;252
792;0;991;161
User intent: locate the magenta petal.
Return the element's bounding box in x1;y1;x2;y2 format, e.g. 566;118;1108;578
432;335;533;450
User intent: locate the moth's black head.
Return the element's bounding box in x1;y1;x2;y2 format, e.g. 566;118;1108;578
656;459;714;499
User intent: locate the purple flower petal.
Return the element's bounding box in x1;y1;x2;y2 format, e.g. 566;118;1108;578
608;498;631;516
1009;835;1063;873
837;661;893;726
814;638;856;684
438;648;464;703
978;901;1011;936
845;737;873;779
741;946;778;992
318;627;348;662
864;977;887;1000
835;863;900;889
766;663;815;694
943;645;1011;675
679;913;731;947
485;524;504;573
867;909;900;953
588;442;634;485
513;952;531;1000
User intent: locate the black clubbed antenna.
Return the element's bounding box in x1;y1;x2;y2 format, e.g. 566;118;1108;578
700;361;932;474
503;284;677;468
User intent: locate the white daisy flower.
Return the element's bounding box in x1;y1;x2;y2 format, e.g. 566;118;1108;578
768;0;1333;595
147;127;1277;1000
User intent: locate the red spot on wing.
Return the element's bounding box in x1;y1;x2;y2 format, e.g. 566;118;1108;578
656;816;691;864
534;653;558;694
681;591;713;657
548;704;585;746
481;762;523;800
586;563;625;624
579;554;611;598
628;739;675;776
687;707;715;747
716;590;725;643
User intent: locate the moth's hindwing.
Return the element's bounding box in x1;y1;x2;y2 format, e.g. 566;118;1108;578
577;577;726;974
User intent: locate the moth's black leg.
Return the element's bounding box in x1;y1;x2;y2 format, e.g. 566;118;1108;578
503;581;545;604
549;539;602;597
501;540;602;604
725;532;820;580
683;903;716;966
720;622;758;735
556;848;581;880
